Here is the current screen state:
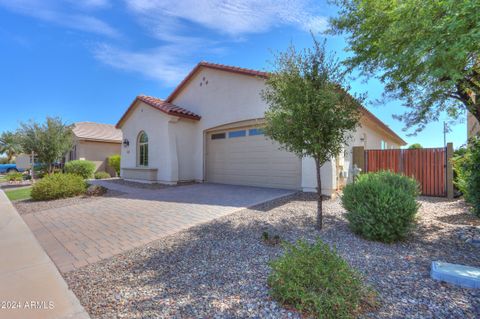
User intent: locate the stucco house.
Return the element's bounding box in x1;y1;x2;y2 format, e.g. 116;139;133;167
65;122;122;174
116;62;406;196
467;112;479;138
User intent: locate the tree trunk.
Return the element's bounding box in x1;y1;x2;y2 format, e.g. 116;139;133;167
315;158;323;230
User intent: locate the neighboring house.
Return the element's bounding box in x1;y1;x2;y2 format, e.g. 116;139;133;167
116;62;406;196
65;122;122;175
467;112;479;139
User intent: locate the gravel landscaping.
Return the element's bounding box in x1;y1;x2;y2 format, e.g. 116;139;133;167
106;179;195;190
65;194;480;318
13;189;125;215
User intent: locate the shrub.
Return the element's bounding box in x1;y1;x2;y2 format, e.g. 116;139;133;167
31;173;86;201
94;171;111;179
5;171;24;182
341;171;420;243
108;154;121;176
64;160;96;179
461;137;480;216
268;239;376;319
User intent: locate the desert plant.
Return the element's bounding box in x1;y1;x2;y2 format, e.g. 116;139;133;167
5;171;24;182
261;231;281;246
342;171;420;243
268;239;376;318
31;173;86;201
108;154;121;176
64;160;96;179
94;171;111;179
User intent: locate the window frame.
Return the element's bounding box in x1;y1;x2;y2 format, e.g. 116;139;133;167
137;131;149;167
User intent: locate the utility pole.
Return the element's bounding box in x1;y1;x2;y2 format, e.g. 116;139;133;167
443;121;447;147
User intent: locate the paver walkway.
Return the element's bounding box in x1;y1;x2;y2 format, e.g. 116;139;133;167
22;182;294;273
0;190;89;319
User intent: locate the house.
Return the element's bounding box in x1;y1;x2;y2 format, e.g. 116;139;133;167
467;112;479;139
65;122;122;175
116;62;406;196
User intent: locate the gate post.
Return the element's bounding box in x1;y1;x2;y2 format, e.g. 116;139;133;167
446;143;454;199
352;146;365;172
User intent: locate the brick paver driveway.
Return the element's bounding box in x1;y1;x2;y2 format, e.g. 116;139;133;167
22;182;294;273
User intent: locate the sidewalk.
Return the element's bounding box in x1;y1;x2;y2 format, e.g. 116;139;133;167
0;190;89;319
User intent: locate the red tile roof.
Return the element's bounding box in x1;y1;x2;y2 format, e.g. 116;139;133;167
116;95;201;128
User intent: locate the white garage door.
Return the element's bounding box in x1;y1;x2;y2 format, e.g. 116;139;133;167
206;127;301;189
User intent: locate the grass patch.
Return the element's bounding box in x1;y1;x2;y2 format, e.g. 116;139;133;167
5;187;32;201
268;239;377;319
0;175;6;183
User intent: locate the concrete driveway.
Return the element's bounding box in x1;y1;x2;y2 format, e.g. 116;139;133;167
22;182;294;273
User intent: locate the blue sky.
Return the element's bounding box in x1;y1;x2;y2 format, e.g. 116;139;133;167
0;0;468;148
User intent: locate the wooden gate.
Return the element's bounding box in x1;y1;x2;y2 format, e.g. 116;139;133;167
364;148;447;197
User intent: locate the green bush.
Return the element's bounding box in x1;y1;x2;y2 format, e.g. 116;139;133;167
94;171;111;179
107;154;121;176
5;171;24;182
31;173;86;201
459;137;480;216
268;239;376;319
341;171;420;243
64;160;96;179
451;150;469;195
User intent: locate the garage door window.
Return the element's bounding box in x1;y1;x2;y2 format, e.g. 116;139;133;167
211;133;226;140
248;128;264;136
228;130;246;138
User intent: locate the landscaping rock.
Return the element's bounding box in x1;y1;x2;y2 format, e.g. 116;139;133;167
65;195;480;319
86;185;108;197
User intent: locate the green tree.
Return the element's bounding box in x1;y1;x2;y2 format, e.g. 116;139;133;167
17;117;73;173
329;0;480;133
262;38;361;229
0;131;22;162
408;143;423;149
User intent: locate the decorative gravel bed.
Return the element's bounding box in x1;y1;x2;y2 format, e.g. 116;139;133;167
13;189;125;215
65;194;480;318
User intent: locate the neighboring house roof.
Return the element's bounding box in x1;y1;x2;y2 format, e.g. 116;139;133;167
118;61;406;145
73;122;122;143
116;95;201;128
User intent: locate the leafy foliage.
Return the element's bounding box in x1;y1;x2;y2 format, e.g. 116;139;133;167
408;143;423;149
5;171;24;182
262;36;361;229
94;171;111;179
31;173;86;201
329;0;480;133
107;154;121;176
0;131;22;162
64;160;96;179
268;239;376;318
17;117;73;172
342;171;420;243
454;137;480;216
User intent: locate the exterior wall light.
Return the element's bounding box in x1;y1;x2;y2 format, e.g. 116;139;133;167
123;139;130;147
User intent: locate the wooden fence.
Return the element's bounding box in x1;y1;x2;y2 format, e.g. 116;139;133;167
353;144;454;198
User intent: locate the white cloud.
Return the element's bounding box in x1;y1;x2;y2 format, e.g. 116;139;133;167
93;44;193;86
125;0;328;37
0;0;119;37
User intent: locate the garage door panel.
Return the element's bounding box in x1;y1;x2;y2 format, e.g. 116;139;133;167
206;128;301;190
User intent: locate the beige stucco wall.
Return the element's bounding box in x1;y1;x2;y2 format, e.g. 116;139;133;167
468;112;479;138
67;140;121;174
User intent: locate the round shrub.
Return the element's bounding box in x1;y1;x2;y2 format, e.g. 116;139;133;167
94;171;111;179
107;154;121;176
268;239;376;319
64;160;96;179
31;173;86;201
342;171;420;243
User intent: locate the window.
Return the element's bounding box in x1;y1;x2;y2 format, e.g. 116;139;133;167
211;133;226;140
137;131;149;166
228;130;246;138
248;128;264;136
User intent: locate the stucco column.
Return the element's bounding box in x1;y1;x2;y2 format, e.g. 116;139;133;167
301;157;336;196
165;119;179;184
